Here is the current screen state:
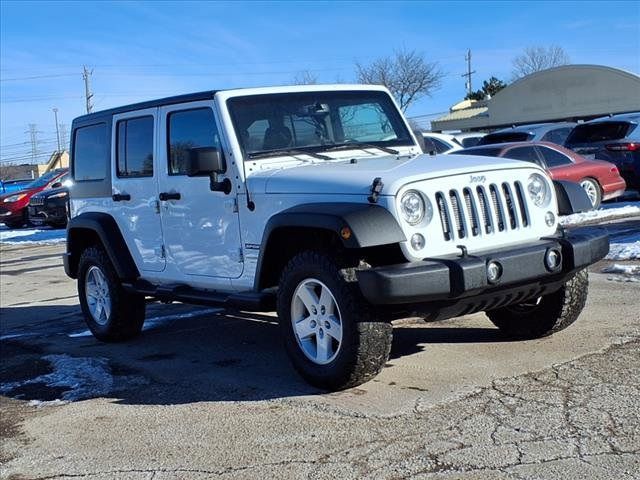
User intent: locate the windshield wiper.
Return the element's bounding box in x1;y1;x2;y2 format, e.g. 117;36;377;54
323;142;399;155
247;148;330;160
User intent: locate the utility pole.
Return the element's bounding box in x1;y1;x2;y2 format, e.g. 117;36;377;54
82;65;94;114
26;124;39;163
461;49;476;97
53;108;61;152
59;123;68;150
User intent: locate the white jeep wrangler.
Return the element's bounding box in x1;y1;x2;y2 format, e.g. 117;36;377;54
64;85;608;390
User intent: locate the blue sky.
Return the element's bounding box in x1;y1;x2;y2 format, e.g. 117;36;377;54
1;0;638;164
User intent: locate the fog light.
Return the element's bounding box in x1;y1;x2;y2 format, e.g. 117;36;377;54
545;249;562;270
487;261;502;284
545;211;555;227
411;233;425;250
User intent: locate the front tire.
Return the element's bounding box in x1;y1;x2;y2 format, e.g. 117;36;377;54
487;269;589;339
78;246;145;342
277;251;392;390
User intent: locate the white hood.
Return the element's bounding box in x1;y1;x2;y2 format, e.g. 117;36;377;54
247;153;542;196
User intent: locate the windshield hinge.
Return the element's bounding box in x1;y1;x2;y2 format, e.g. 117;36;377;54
368;177;384;203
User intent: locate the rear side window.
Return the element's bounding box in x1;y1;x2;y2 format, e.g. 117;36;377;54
425;137;452;153
504;146;540;164
73;123;108;181
538;146;573;167
460;137;482;148
541;127;573;145
454;147;503;157
566;122;633;144
168;108;222;175
478;132;531;145
117;116;154;178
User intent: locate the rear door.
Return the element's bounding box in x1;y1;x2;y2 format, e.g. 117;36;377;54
157;101;243;279
110;109;165;272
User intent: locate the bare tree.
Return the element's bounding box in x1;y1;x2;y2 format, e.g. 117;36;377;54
356;48;444;111
292;70;318;85
511;45;570;80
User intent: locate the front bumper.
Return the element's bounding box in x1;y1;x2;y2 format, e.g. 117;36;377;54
356;228;609;306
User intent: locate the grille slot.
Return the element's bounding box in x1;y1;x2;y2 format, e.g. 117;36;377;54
434;181;531;242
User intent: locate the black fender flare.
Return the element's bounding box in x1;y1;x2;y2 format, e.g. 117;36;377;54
553;180;593;215
65;212;139;280
254;203;406;289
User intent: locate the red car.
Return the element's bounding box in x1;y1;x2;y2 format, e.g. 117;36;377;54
454;142;626;208
0;168;68;229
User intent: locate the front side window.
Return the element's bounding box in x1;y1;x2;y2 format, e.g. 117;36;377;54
227;91;413;158
116;116;154;178
538;146;573;168
168;108;222;175
73;123;108;181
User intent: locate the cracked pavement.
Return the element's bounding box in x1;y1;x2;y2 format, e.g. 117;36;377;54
1;242;639;480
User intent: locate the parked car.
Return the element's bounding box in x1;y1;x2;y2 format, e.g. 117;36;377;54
0;169;68;228
421;132;462;153
28;175;71;228
453;142;626;208
63;85;608;391
564;113;640;192
454;132;486;148
477;122;577;146
0;178;32;195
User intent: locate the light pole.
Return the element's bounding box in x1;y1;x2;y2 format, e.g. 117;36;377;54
53;108;61;152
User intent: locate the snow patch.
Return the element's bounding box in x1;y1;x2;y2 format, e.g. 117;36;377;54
560;203;640;226
602;264;640;275
67;307;222;338
0;354;113;401
0;226;65;244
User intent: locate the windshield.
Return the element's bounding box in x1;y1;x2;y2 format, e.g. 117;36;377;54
227;91;413;158
25;170;64;189
478;132;532;145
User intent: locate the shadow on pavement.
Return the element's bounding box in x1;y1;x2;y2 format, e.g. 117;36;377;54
0;303;507;405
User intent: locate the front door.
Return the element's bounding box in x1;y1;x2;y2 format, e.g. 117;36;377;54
111;108;165;272
157;101;243;278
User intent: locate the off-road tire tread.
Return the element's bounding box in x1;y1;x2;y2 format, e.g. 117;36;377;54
78;246;145;342
277;250;392;390
487;269;588;339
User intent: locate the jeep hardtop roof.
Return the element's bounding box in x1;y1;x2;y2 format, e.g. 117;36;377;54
72;84;392;126
73;90;219;124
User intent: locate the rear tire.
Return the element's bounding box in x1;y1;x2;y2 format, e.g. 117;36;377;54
487;269;589;339
579;177;602;209
277;251;392;390
78;246;145;342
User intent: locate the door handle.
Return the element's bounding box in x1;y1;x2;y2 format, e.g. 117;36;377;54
159;192;181;201
112;193;131;202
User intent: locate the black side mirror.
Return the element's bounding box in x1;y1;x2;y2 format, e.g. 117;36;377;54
422;137;438;156
187;147;232;194
51;182;62;189
187;147;226;176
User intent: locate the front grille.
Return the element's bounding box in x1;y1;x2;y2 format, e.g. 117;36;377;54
29;196;44;206
434;182;530;242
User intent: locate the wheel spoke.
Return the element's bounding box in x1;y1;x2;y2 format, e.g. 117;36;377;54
316;331;332;362
94;301;103;321
294;316;315;339
319;286;335;315
102;298;111;320
297;284;319;313
325;315;342;342
86;283;99;299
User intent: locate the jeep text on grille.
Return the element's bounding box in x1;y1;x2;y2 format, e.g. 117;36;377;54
63;85;608;390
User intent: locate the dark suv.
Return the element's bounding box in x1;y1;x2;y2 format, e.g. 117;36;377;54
564;113;640;192
28;174;70;228
478;122;577;146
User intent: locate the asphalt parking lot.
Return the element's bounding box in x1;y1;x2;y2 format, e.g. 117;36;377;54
1;221;639;480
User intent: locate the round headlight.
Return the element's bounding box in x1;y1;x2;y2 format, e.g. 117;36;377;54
400;190;426;225
527;173;551;207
